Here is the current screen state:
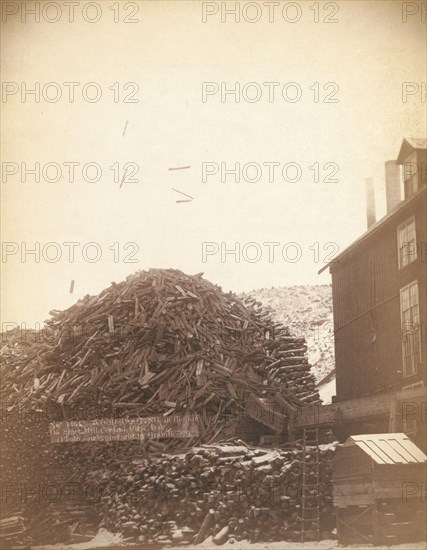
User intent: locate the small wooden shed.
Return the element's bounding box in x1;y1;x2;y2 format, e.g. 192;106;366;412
332;433;426;545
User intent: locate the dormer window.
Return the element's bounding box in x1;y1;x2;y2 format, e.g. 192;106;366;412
397;138;427;199
403;151;419;198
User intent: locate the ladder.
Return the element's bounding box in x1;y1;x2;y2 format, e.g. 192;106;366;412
300;427;321;542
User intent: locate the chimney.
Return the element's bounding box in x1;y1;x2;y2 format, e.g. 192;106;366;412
384;160;401;212
365;177;376;229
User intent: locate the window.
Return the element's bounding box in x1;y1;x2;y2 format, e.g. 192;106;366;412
397;216;417;268
400;281;421;377
403;151;418;198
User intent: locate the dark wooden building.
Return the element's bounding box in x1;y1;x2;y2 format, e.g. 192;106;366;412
320;138;426;444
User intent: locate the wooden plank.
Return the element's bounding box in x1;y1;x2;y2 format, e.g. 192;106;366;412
245;394;286;433
332;448;371;480
373;481;421;500
335;493;375;507
373;462;425;481
295;386;426;428
335;483;373;496
388;397;399;432
294;403;338;427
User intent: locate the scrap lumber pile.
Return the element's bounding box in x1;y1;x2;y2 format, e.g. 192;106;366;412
87;441;337;544
23;503;99;545
1;269;320;435
0;506;98;547
0;514;30;549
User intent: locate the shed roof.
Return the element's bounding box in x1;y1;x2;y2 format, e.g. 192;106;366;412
343;433;427;465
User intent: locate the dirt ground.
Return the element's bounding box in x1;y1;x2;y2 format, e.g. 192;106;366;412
33;532;427;550
34;543;427;550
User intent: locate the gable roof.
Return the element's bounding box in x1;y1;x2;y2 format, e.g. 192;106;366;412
397;137;427;164
318;186;426;274
344;433;427;465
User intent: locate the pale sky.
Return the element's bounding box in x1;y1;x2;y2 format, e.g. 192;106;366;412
1;0;426;326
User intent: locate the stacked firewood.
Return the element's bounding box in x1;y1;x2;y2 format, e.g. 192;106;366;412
0;269;320;429
265;337;320;404
85;441;337;544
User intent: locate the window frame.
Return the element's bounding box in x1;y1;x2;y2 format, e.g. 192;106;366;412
400;280;421;378
397;216;417;269
403;150;418;197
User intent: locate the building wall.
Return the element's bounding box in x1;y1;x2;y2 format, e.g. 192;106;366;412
331;189;426;401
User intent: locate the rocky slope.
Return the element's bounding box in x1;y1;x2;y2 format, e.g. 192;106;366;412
242;285;335;389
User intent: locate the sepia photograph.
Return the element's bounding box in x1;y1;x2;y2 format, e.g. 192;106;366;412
0;1;426;549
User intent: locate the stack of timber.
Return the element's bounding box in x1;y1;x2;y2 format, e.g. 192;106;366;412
0;268;320;436
87;441;338;544
265;338;319;404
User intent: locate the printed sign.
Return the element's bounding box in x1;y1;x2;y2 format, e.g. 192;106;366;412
49;414;200;443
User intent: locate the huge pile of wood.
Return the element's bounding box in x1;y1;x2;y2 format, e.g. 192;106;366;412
1;269;320;436
87;441;337;544
0;269;329;545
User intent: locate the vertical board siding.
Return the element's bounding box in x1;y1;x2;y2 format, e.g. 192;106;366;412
332;189;426;401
